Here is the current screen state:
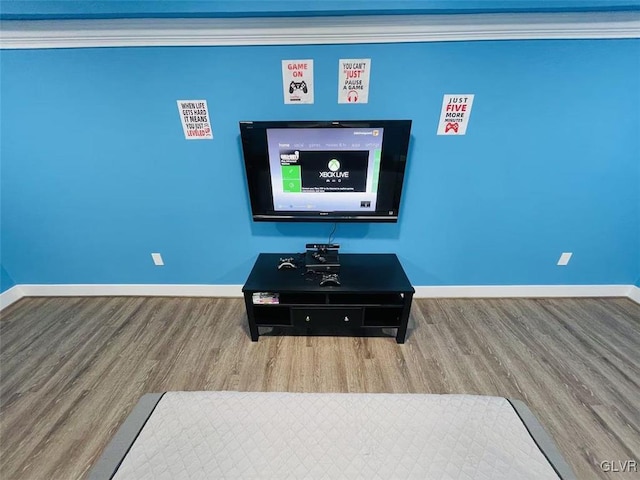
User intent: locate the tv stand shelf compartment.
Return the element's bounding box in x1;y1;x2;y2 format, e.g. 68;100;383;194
242;253;414;343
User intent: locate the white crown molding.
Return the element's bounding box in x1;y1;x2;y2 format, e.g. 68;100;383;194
1;12;639;49
0;285;24;311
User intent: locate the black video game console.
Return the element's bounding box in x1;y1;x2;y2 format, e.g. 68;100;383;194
305;244;340;273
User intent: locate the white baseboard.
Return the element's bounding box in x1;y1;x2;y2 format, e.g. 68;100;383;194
628;286;640;304
2;283;638;311
0;285;24;310
18;284;244;298
412;284;631;299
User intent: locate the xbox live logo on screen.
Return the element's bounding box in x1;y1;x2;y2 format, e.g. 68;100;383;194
320;158;349;179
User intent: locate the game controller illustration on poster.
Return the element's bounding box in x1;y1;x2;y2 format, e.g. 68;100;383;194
282;60;314;104
289;81;308;94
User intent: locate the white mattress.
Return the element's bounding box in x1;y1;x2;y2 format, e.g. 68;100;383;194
112;391;560;480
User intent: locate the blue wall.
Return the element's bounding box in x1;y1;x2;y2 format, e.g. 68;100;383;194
1;39;639;287
0;265;16;293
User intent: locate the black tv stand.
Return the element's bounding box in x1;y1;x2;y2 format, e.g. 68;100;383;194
242;253;415;343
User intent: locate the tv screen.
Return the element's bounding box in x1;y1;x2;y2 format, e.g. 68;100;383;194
239;120;411;222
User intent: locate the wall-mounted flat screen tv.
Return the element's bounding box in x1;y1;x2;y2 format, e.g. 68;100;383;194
239;120;411;222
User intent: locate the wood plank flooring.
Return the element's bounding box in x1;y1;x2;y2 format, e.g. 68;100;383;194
0;296;638;479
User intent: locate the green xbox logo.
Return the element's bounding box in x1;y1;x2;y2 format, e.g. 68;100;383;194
328;159;340;171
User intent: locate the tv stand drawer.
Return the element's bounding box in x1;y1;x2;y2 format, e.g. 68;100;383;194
292;307;363;329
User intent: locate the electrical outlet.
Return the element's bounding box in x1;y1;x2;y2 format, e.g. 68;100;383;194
151;253;164;266
557;252;572;266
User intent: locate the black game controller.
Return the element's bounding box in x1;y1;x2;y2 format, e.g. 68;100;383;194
277;257;297;270
289;80;308;94
319;273;340;287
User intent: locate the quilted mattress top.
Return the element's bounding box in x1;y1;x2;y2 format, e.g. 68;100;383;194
113;391;560;480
